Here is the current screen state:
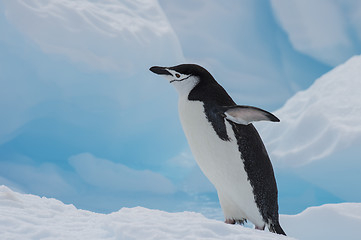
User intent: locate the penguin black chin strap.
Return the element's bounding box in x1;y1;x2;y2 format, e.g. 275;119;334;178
170;75;193;83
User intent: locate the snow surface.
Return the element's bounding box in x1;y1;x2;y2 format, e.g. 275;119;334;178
0;186;291;240
2;185;361;240
281;202;361;240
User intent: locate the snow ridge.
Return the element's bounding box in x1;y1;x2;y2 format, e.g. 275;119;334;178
261;55;361;167
2;185;361;239
0;185;291;240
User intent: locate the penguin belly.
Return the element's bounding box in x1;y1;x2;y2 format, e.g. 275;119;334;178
178;99;264;227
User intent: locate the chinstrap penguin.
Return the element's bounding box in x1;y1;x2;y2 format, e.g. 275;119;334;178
150;64;286;235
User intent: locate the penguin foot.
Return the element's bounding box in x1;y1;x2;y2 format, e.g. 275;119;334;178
225;218;247;225
255;225;265;231
225;219;235;224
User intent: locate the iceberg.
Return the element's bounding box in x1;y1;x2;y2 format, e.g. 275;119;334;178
259;55;361;205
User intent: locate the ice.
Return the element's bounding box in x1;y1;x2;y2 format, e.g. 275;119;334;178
69;153;176;194
0;0;185;212
2;0;183;71
0;0;183;145
258;55;361;207
271;0;357;66
261;55;361;166
159;0;332;108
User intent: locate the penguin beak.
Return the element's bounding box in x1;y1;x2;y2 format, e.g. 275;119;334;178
149;66;172;76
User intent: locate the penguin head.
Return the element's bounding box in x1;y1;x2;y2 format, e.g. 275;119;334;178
150;64;213;96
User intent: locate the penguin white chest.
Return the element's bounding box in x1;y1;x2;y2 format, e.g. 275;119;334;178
178;98;246;187
178;98;264;226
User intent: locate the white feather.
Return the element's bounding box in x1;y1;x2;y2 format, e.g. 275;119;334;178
178;97;264;228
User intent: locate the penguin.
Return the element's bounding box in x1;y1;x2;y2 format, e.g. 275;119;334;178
149;64;286;235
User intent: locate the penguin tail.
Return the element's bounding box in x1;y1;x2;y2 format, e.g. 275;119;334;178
269;221;286;236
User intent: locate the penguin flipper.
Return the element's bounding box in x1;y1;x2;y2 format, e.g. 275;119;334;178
222;105;280;125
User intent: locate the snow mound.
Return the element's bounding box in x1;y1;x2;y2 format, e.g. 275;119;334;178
0;186;291;240
2;185;361;240
256;55;361;206
261;55;361;167
281;203;361;240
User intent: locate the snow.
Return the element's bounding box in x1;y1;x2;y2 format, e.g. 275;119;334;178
2;185;361;240
0;186;292;240
261;55;361;167
281;203;361;240
257;55;361;210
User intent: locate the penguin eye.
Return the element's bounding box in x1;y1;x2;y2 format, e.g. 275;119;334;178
175;73;180;78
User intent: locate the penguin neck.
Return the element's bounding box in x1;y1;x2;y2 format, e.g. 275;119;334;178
172;76;200;98
188;78;236;107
